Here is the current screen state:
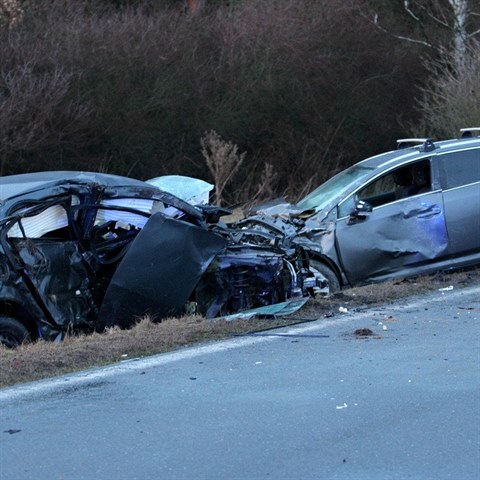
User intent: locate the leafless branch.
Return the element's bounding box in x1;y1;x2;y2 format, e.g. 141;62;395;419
369;17;437;49
405;1;451;29
467;28;480;38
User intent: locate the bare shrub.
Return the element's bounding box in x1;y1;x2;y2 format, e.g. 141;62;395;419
247;162;278;205
196;0;428;199
224;158;280;210
0;0;432;198
0;63;93;173
201;130;245;205
412;41;480;138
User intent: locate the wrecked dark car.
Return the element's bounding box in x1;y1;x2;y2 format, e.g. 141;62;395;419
0;171;321;347
239;130;480;292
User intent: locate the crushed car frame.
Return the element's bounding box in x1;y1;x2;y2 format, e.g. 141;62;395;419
0;172;321;347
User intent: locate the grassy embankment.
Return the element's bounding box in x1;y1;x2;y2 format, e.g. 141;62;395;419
0;267;478;388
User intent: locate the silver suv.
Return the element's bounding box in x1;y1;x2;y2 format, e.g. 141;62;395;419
241;129;480;291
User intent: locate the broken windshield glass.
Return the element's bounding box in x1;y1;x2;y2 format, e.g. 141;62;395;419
147;175;213;205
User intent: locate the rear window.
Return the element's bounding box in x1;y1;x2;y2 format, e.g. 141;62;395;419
438;149;480;189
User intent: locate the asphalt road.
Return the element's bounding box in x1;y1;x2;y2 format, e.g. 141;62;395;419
1;286;479;480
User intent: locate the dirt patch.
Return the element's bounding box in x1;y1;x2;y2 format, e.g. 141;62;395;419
353;328;375;337
1;266;479;388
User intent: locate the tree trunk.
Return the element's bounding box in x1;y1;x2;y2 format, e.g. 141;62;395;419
448;0;469;70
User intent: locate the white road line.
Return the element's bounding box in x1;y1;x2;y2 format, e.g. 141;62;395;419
1;285;478;403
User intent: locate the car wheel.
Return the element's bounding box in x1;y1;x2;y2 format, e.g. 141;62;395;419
309;260;340;295
0;316;31;348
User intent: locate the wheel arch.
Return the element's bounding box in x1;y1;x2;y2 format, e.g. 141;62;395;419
0;300;40;340
307;253;344;288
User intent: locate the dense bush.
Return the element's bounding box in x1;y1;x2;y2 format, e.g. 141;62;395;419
0;0;433;203
413;42;480;138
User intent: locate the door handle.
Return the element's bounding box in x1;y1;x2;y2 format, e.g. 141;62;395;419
417;204;442;219
403;204;442;219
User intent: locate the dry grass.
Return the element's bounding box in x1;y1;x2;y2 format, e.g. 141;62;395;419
0;314;304;388
1;267;479;388
300;268;480;317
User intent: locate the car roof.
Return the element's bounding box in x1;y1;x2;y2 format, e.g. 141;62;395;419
0;170;210;223
0;171;153;202
357;136;480;170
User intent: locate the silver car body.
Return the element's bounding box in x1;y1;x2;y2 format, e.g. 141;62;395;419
242;133;480;287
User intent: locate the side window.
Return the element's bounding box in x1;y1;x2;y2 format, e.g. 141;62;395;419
438;150;480;189
358;159;431;207
6;196;79;239
94;198;156;229
338;159;432;216
7;204;69;238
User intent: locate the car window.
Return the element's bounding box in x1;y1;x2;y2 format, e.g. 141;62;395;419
7;205;68;238
337;160;432;217
358;172;396;200
295;165;373;211
6;196;80;239
437;149;480;189
94;198;158;229
361;160;431;205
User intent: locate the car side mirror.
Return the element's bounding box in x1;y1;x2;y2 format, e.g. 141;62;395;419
348;200;372;224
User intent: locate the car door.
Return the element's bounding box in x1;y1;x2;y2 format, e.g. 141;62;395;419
97;212;227;330
436;148;480;257
335;159;449;284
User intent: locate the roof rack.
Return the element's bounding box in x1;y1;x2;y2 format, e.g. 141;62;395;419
460;127;480;138
396;138;436;152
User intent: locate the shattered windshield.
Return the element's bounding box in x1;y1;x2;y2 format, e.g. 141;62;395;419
295;165;374;211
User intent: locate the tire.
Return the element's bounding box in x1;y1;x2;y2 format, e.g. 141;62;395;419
0;316;31;348
309;260;340;295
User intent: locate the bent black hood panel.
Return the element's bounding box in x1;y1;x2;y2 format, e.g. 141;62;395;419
97;213;227;329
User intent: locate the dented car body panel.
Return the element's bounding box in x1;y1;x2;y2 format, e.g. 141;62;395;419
335;192;449;283
243;135;480;288
98;213;227;329
0;171;317;345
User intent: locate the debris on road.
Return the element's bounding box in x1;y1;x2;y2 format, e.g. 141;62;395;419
438;285;454;292
221;299;309;321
